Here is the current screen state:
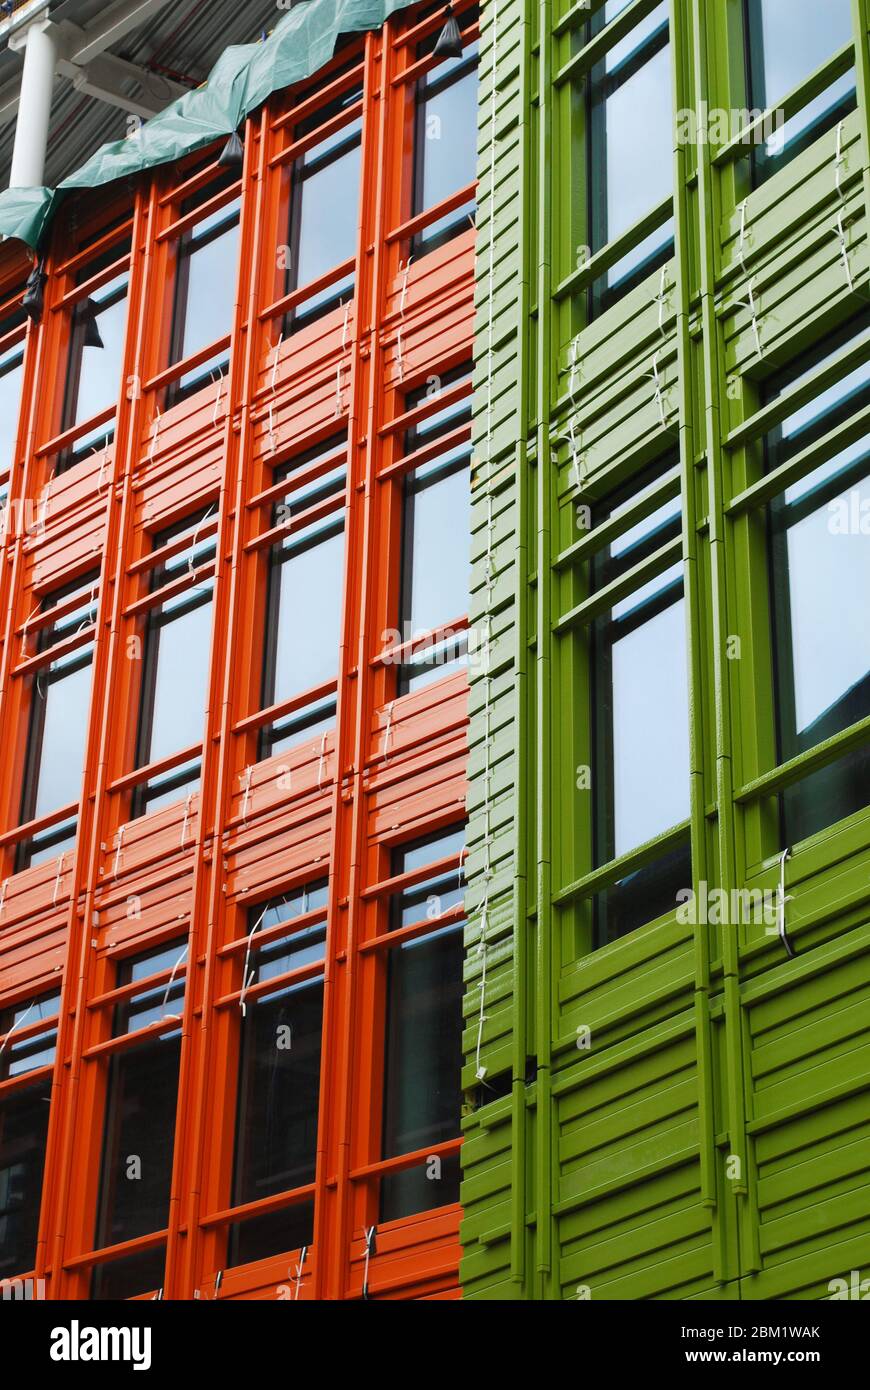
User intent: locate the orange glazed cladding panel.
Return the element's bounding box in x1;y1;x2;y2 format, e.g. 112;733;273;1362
0;5;478;1301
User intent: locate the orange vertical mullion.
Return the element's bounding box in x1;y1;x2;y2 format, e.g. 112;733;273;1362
40;187;154;1297
323;14;406;1300
165;111;267;1300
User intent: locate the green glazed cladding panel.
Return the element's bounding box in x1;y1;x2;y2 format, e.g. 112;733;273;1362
461;0;870;1299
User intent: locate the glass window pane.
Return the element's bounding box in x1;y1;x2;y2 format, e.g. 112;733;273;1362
418;66;479;215
90;1245;166;1301
595;40;673;249
0;1079;50;1280
381;925;463;1221
0;346;24;472
403;464;471;637
775;477;870;744
748;0;853;107
228;1201;314;1270
144;595;213;765
232;978;323;1209
747;0;855;172
32;656;93;819
178;217;240;363
71;280;128;426
595;839;691;946
296;142;361;289
95;1034;180;1249
608;596;690;856
272;529;344;702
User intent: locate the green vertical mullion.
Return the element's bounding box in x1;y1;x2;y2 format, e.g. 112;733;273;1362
509;0;534;1290
692;0;750;1257
534;0;556;1293
669;0;718;1232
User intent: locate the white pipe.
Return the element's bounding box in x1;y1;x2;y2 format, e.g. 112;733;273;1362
9;17;59;188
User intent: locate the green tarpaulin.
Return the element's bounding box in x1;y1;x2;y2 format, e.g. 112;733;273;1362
0;0;418;251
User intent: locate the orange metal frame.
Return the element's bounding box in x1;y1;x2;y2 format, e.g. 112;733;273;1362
0;2;476;1301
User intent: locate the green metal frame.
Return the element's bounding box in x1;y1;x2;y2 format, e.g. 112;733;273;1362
462;0;870;1300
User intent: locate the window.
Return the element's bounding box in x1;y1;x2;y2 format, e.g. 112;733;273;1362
590;459;691;945
764;315;870;844
396;368;472;692
260;437;346;756
91;942;186;1299
586;1;673;314
169;170;241;401
59;242;129;470
284;84;363;331
17;572;99;869
411;7;479;256
133;511;215;816
381;827;465;1221
744;0;855;182
0;992;60;1280
228;880;328;1268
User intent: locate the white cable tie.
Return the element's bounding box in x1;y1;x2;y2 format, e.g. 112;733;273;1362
212;367;225;425
382;701;394;763
737;199;750;273
21;599;41;655
647;352;668;427
0;999;36;1060
776;846;796;959
148;408;161;462
317;732;328;789
238;905;269;1017
836;210;854;291
267;402;277;456
159;942;188;1019
362;1226;377;1301
399;258;413;317
270;333;283;393
474;934;489;1081
341;301;351;350
180;791;194;848
52;851;65;906
213;1270;223;1300
650;265;670;338
0;879;6;919
334;360;343;416
835;120;847;199
394;328;405;384
568;334;581;401
113;824;125;880
240;765;253;824
294;1246;308;1300
735;280;762;357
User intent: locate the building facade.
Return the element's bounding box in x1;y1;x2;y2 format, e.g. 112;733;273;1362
0;0;869;1304
462;0;870;1300
0;0;479;1301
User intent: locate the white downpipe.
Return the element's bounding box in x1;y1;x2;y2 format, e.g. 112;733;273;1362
9;17;59;188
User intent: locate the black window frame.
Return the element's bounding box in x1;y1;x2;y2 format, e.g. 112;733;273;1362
586;2;673;318
16;570;100;870
379;825;465;1224
132;510;216;819
57;240;131;474
410;6;480;258
588;456;691;947
743;0;857;187
259;435;347;759
166;166;241;406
